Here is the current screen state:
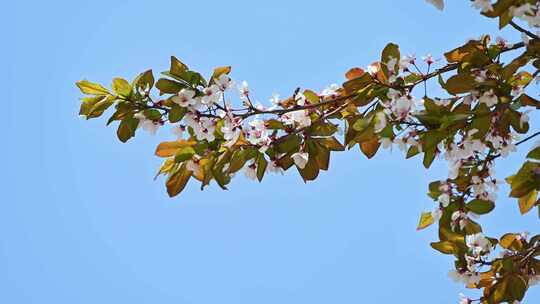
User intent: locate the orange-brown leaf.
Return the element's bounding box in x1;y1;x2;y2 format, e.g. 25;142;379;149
345;67;365;80
155;140;196;157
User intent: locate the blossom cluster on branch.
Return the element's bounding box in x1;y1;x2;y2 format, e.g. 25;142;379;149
77;1;540;303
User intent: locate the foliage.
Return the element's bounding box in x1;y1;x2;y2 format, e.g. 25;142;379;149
77;1;540;302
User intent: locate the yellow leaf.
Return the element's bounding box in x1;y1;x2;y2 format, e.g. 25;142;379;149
500;233;523;251
489;278;508;303
211;66;231;81
155;140;196;157
76;80;110;95
417;212;434;230
112;77;132;97
154;158;176;180
430;241;456;254
191;159;210;182
518;190;537;214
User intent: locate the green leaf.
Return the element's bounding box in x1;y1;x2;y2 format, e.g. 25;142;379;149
276;135;301;153
527;147;540;160
76;80;110;95
342;73;372;93
169;105;186;123
507;162;540;198
470;104;490;138
310;122;337;136
170;56;188;76
428;181;442;200
502;53;530;80
79;96;108;118
406;145;419;159
444;73;476;95
228;149;256;173
297;154;319;182
133;69;154;91
303;89;320;104
507;275;528;301
381;42;400;76
156;78;185;95
117;117;139;142
352;117;371;132
256;154;268;182
466;199;495;215
174;146;196;162
518;189;537;214
143;109;162;120
265;119;284;129
314;144;330;171
106;103;133;125
423;149;436;169
316;137;345;151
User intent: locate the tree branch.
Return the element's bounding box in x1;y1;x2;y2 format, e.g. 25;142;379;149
509;20;540;40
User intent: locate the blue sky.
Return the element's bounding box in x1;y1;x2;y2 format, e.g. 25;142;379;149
7;0;539;303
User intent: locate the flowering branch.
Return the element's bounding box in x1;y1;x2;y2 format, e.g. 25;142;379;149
76;1;540;303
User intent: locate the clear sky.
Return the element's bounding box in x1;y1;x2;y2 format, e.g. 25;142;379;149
7;0;540;303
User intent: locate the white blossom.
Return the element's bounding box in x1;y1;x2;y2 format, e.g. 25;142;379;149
500;143;517;157
374;112;387;133
186;157;200;173
221;116;242;147
479;89;498;107
459;293;471;304
281;110;311;129
215;74;234;91
511;85;524;97
367;64;379;75
422;54;434;65
432;208;443;221
267;160;284;175
466;233;492;255
134;112;159;135
379;137;393;150
246;118;270;147
522;32;531;46
510;3;535;18
291;152;309;169
394;137;407;152
520;110;531;128
438;193;451;207
320;84;340;99
201;85;221;105
244;162;257;180
171;125;186;140
171;89;197;107
238;80;249;97
471;0;493;13
448;270;480;285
